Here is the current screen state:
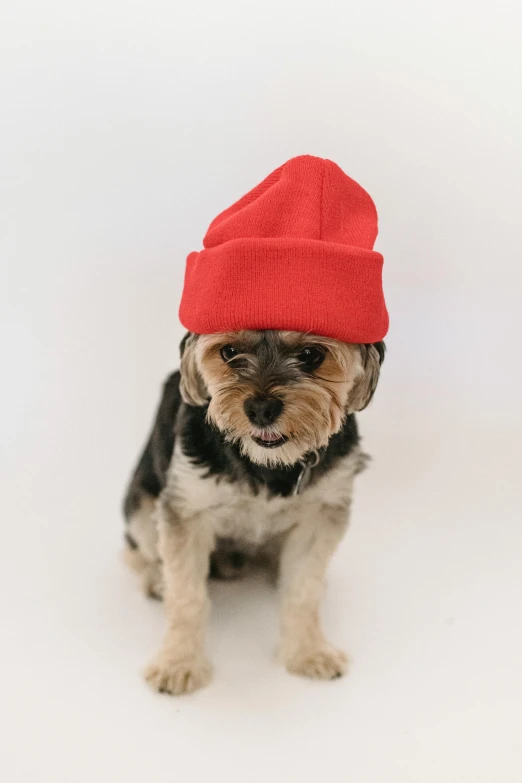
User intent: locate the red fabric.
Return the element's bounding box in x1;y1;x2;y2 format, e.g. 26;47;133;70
179;155;388;343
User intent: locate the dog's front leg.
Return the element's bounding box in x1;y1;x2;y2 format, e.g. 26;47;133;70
279;504;350;680
145;496;214;695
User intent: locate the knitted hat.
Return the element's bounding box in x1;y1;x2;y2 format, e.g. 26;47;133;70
179;155;388;343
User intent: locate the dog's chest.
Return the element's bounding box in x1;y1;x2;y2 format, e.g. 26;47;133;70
171;449;298;544
170;445;359;546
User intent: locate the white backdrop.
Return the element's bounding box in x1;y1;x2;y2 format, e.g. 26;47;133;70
2;1;521;781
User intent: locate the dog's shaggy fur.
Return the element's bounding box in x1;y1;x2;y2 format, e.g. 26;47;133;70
124;330;384;694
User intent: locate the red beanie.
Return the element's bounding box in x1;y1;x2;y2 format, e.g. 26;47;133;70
179;155;388;343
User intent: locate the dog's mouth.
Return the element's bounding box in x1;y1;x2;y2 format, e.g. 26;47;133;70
251;429;288;449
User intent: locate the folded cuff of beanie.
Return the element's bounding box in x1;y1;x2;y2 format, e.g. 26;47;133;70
179;237;388;343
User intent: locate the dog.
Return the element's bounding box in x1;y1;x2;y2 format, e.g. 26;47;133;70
123;329;385;695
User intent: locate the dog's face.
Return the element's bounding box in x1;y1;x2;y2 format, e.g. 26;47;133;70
180;330;384;467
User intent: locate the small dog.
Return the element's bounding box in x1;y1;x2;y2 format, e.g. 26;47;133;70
124;329;384;694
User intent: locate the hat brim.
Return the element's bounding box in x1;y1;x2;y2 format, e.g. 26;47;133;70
179;237;388;343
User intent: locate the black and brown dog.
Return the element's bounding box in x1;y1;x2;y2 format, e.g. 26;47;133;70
124;330;384;695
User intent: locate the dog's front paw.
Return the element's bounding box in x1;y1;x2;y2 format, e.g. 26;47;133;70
144;651;212;695
284;644;349;680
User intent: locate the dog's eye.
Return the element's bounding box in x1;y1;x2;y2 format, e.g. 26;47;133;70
297;345;326;370
220;344;239;362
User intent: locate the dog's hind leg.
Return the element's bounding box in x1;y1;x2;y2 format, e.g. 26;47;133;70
123;492;163;600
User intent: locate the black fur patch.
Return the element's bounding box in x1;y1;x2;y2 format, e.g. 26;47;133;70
123;371;181;518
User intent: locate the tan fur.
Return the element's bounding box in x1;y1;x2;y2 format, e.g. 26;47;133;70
123;545;163;599
125;494;163;598
126;493;159;561
348;343;382;412
179;332;209;406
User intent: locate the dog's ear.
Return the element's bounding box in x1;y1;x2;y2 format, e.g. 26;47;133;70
179;332;209;406
348;342;385;412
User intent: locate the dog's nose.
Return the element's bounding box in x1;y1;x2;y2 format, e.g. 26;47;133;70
243;395;283;427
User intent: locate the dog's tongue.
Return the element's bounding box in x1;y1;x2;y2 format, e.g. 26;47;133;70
257;430;281;442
